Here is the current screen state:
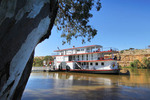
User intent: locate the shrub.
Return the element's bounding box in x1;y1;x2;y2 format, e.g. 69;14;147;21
120;50;124;53
130;59;142;68
33;56;54;67
142;57;150;68
130;58;150;69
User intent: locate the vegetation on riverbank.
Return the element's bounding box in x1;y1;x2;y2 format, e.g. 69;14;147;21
121;57;150;69
33;56;53;67
118;48;150;67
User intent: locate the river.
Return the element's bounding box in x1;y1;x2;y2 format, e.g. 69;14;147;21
22;69;150;100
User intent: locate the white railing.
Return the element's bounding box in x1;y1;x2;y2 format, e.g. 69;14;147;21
101;47;119;52
51;53;59;56
52;47;119;56
86;47;119;53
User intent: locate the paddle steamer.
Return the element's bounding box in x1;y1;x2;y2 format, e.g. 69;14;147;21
53;45;120;74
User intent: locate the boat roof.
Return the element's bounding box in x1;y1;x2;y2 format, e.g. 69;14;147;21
54;45;102;52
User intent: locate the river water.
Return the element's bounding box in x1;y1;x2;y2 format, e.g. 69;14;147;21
22;69;150;100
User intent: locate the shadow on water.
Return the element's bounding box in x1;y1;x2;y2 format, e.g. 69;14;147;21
22;69;150;100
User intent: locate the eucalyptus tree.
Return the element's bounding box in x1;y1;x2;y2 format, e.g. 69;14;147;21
56;0;101;44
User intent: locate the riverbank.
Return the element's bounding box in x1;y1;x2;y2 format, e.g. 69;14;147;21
32;66;58;72
121;66;150;69
118;49;150;67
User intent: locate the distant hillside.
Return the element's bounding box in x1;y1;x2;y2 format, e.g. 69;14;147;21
118;49;150;67
33;56;54;67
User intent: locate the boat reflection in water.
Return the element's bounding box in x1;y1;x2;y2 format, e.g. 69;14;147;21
22;69;150;100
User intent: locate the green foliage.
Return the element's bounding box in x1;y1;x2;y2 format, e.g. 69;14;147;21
44;56;53;61
130;59;142;68
130;58;150;68
56;0;102;44
124;49;129;51
33;56;54;67
142;57;150;68
33;58;43;67
129;48;135;50
120;50;124;53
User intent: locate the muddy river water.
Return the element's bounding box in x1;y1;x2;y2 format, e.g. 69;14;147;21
22;69;150;100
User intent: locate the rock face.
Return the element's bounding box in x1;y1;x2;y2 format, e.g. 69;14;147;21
118;49;150;67
118;54;150;67
0;0;58;99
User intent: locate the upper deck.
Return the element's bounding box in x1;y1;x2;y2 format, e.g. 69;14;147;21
52;45;119;56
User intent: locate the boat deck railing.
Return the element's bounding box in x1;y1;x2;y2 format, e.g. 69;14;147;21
87;47;118;53
71;57;118;62
51;53;59;56
102;47;119;52
51;47;119;56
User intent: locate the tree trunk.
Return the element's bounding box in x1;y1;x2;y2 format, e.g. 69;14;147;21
0;0;58;99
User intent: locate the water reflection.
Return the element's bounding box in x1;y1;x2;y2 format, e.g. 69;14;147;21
22;69;150;100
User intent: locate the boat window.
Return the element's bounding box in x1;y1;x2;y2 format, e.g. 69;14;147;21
91;54;93;60
101;62;104;65
96;62;98;65
86;54;88;60
82;55;84;60
77;49;80;51
77;55;79;61
90;63;93;65
69;56;72;61
81;49;84;51
87;48;90;52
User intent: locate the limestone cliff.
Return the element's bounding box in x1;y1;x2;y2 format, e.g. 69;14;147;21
118;49;150;67
0;0;58;99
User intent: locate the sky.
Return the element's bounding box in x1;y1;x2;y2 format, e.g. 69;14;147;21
35;0;150;56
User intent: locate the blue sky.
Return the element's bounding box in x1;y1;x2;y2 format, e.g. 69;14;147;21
35;0;150;56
